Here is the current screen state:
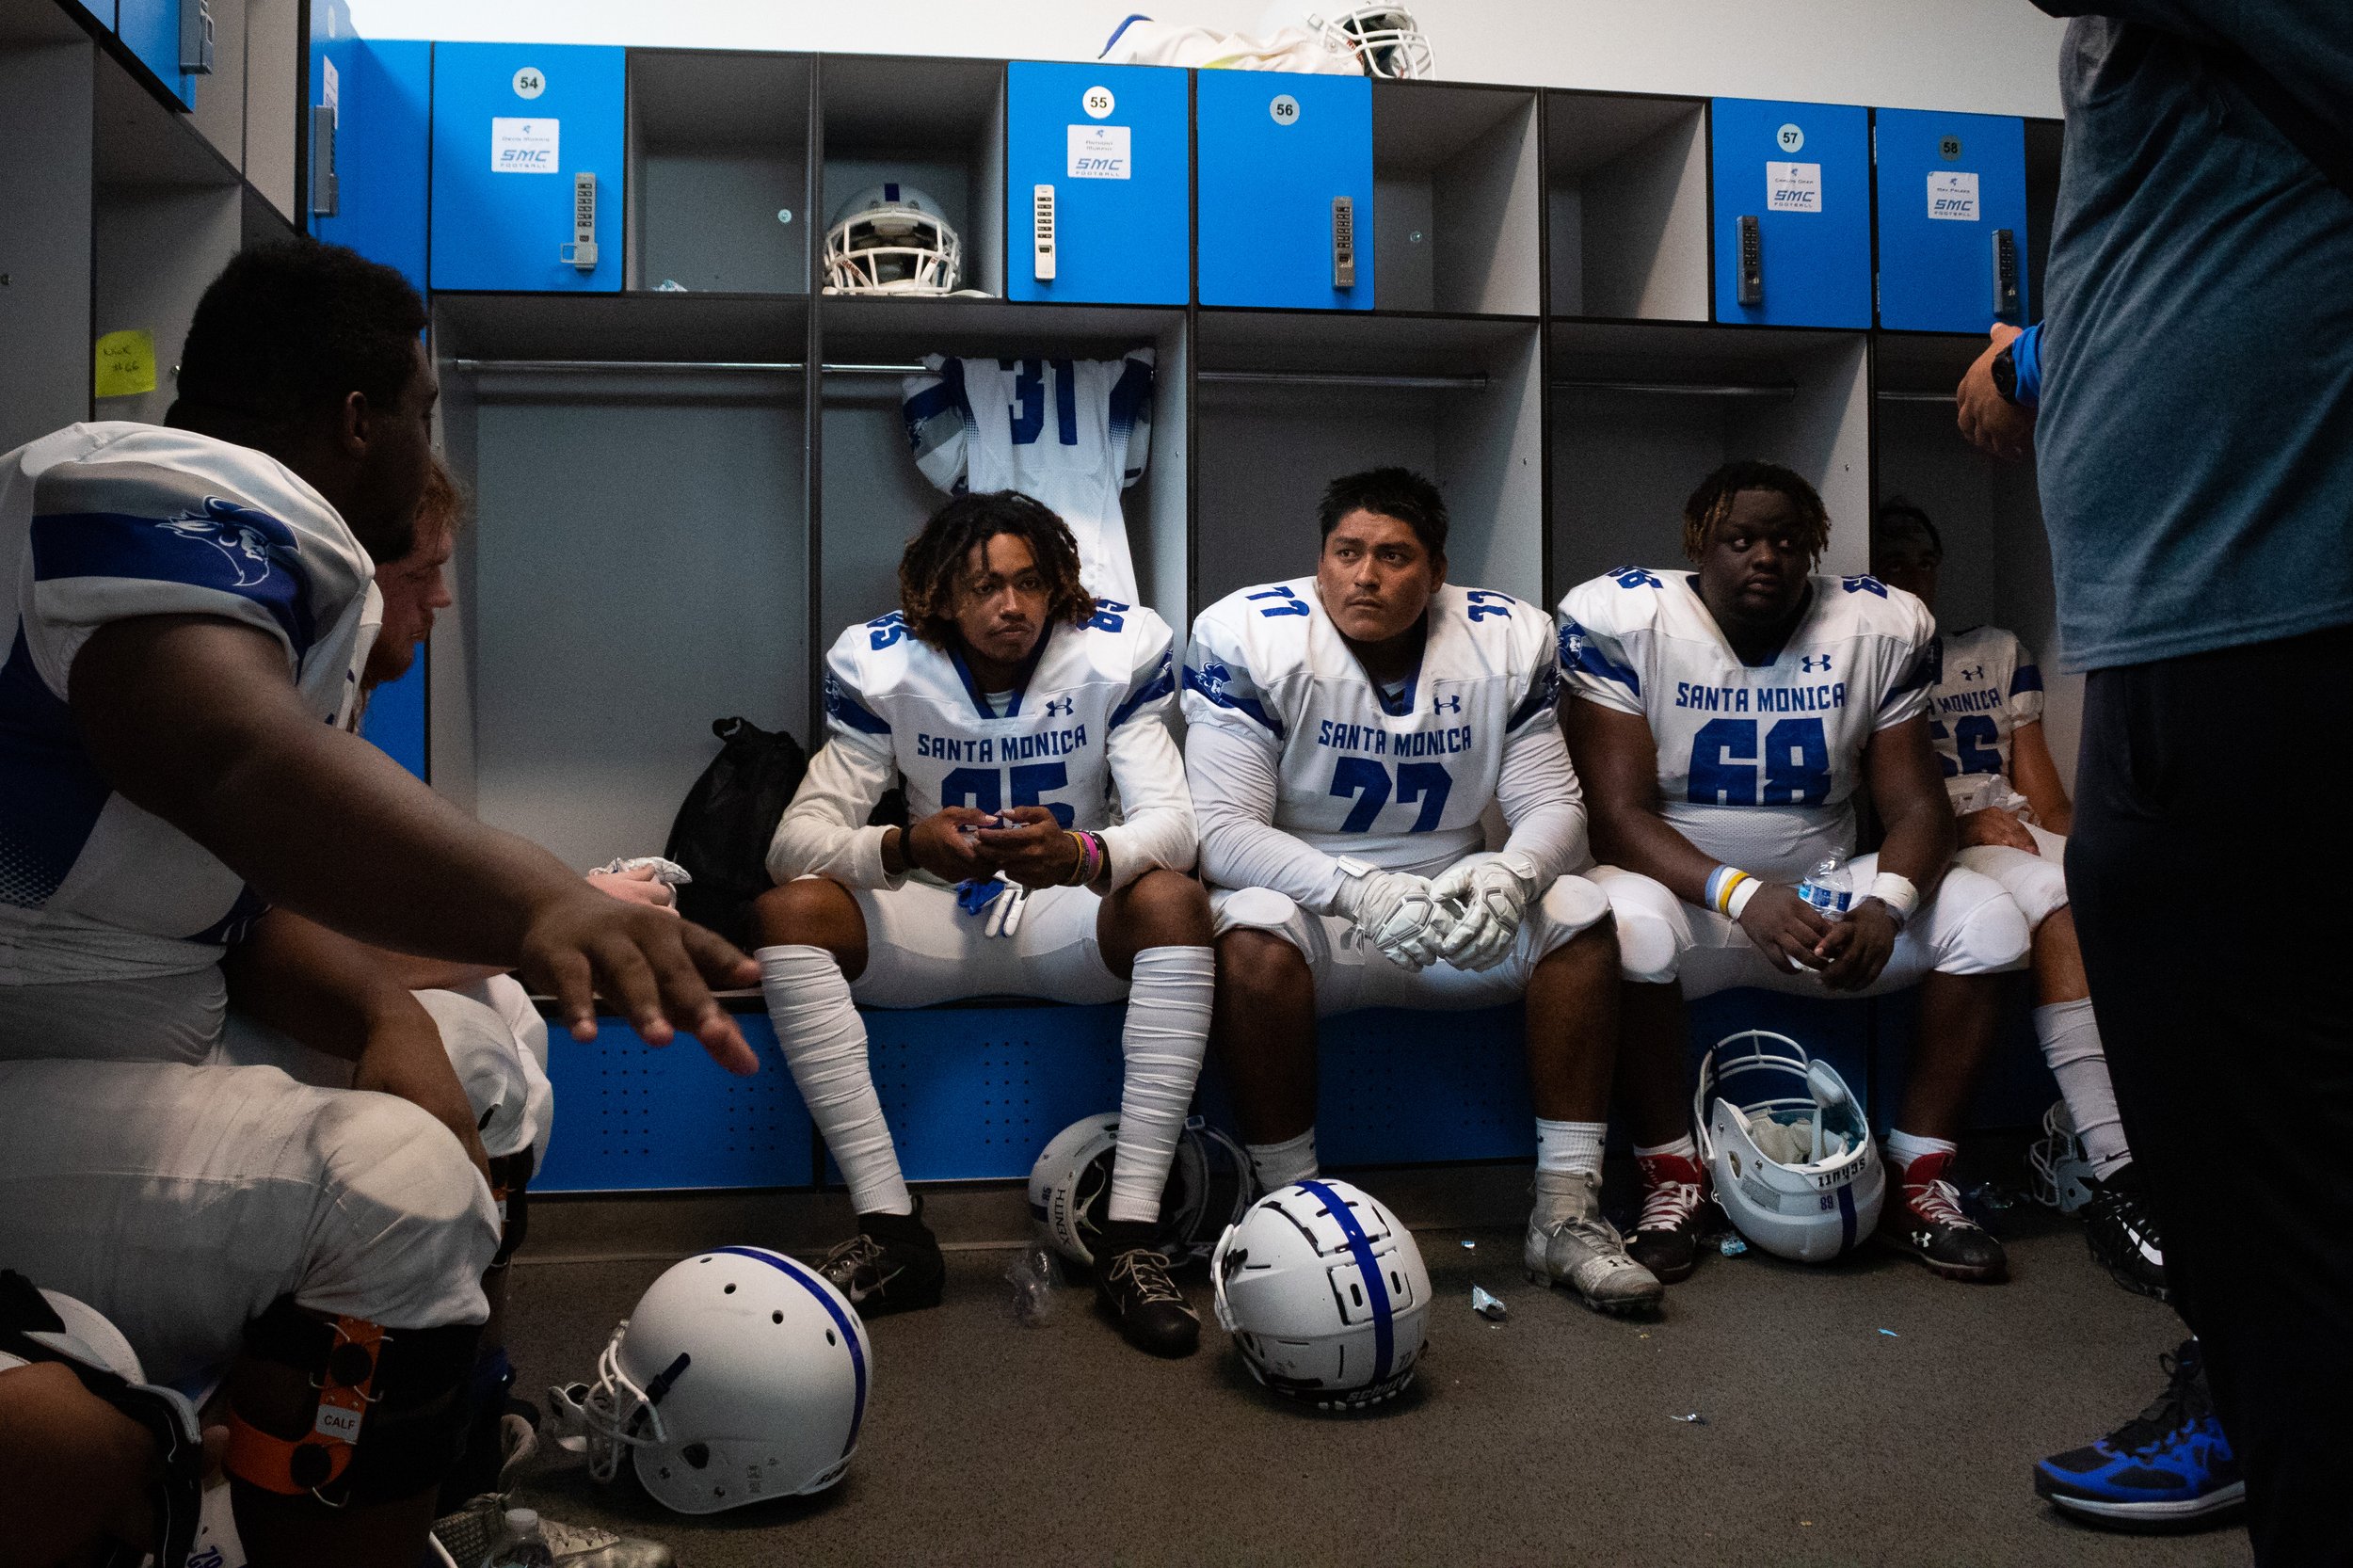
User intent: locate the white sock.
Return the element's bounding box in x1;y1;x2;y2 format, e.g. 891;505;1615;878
1106;947;1214;1225
1884;1128;1957;1175
758;945;910;1218
2037;998;2131;1176
1245;1128;1319;1192
1534;1118;1607;1179
1633;1132;1698;1163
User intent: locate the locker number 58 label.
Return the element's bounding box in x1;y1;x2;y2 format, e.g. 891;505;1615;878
1270;93;1301;125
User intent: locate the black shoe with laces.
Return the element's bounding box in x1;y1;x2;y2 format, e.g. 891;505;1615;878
1093;1220;1200;1358
2081;1161;2169;1301
1878;1147;2008;1281
2034;1338;2243;1530
818;1202;945;1317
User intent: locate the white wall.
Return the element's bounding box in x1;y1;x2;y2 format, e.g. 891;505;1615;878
347;0;2066;120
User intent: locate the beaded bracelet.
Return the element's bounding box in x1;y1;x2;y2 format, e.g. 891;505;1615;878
1064;830;1107;887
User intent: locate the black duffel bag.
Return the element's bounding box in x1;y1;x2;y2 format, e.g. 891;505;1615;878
663;716;809;951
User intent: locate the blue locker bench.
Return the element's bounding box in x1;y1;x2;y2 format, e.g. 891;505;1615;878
532;984;2056;1193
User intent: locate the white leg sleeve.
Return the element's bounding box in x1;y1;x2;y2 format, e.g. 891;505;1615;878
1106;946;1214;1225
760;944;910;1218
2037;997;2131;1176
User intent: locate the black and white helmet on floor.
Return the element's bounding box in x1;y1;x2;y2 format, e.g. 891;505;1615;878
1029;1113;1253;1267
547;1247;872;1514
1211;1178;1431;1410
1697;1030;1883;1263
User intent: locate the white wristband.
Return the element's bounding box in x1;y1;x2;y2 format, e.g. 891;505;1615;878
1867;872;1919;926
1724;878;1761;920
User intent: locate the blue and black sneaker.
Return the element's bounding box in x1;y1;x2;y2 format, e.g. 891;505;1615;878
2034;1338;2244;1531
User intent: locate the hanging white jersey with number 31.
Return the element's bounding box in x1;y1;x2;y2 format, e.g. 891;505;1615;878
1185;579;1561;879
902;352;1154;604
1557;568;1936;885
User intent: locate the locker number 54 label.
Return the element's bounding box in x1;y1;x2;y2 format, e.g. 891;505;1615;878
492;118;560;173
1068;124;1131;179
1766;160;1821;213
512;67;545;99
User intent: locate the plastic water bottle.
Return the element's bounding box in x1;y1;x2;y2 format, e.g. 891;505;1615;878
1796;856;1853;920
488;1509;556;1568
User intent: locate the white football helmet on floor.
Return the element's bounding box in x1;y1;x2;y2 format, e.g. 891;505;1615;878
1030;1112;1253;1266
824;183;962;295
549;1247;872;1513
1697;1031;1884;1263
1211;1178;1431;1410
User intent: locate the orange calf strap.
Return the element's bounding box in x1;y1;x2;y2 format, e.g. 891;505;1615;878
224;1317;384;1499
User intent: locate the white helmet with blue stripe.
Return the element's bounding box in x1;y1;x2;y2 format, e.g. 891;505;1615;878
1696;1030;1884;1263
547;1246;872;1514
824;182;962;295
1210;1178;1432;1411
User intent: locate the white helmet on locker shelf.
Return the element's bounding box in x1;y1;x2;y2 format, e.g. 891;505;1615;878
1695;1030;1883;1263
824;183;962;295
1305;6;1433;79
1028;1112;1254;1267
1210;1178;1431;1410
2027;1098;2097;1214
547;1247;872;1514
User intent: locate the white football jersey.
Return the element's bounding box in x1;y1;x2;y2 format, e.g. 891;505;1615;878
0;424;375;985
1928;625;2044;805
1185;578;1562;879
901;352;1154;604
824;600;1170;828
1558;568;1936;885
1098;15;1356;71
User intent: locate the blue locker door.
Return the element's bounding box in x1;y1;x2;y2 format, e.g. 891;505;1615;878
430;42;623;293
312;40;432;296
1711;98;1871;328
1197;71;1372;310
360;650;427;780
116;0;196;108
1874;108;2029;332
1006;61;1189;306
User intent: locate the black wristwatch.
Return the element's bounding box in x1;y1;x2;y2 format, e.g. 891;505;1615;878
1990;344;2020;404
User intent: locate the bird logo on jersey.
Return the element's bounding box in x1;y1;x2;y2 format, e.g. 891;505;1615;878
156;497;296;588
1191;659;1235;703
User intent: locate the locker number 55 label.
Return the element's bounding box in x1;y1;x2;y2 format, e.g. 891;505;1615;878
1081;85;1114;119
492;118;560;173
1068;124;1131;179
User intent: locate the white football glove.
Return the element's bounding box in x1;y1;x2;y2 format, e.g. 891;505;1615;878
1432;853;1540;972
1332;860;1445;970
984;875;1028;939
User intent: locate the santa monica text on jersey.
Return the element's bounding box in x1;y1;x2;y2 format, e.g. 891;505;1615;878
1673;680;1849;713
915;726;1091;763
1313;719;1479;758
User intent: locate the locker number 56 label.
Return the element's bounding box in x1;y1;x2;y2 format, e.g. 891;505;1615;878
1270;93;1301;125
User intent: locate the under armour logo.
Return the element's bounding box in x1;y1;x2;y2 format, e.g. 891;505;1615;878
1042;696;1075;719
1433;694;1462;714
1801;654;1833;673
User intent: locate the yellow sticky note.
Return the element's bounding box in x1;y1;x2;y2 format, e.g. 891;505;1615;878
94;329;157;399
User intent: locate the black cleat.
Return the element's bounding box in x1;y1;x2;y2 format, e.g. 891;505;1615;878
818;1203;944;1317
1879;1147;2008;1281
1629;1149;1707;1284
2081;1162;2169;1301
1093;1221;1200;1357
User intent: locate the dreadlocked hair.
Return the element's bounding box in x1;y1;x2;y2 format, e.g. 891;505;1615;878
1681;459;1832;568
898;490;1095;648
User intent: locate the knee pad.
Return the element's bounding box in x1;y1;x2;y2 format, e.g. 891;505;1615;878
310;1095;500;1334
225;1298;481;1507
1934;869;2034;975
1521;875;1613;962
0;1271;206;1567
416;988;535;1160
1212;886;1301;938
2009;857;2070;930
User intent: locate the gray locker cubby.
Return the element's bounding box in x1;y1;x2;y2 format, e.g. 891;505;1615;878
816;53;1005;300
815;296;1189;679
1370;80;1542;317
625;50;813;296
1547;321;1872;600
429;292;814;865
1193;311;1545;609
1544;90;1710;323
1872;332;2078;783
1;2;97;451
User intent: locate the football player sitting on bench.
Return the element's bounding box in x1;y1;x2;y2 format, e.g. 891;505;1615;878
1559;461;2031;1286
756;490;1215;1357
1186;467;1658;1317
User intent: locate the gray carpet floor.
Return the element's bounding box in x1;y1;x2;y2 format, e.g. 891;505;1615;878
500;1204;2251;1568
